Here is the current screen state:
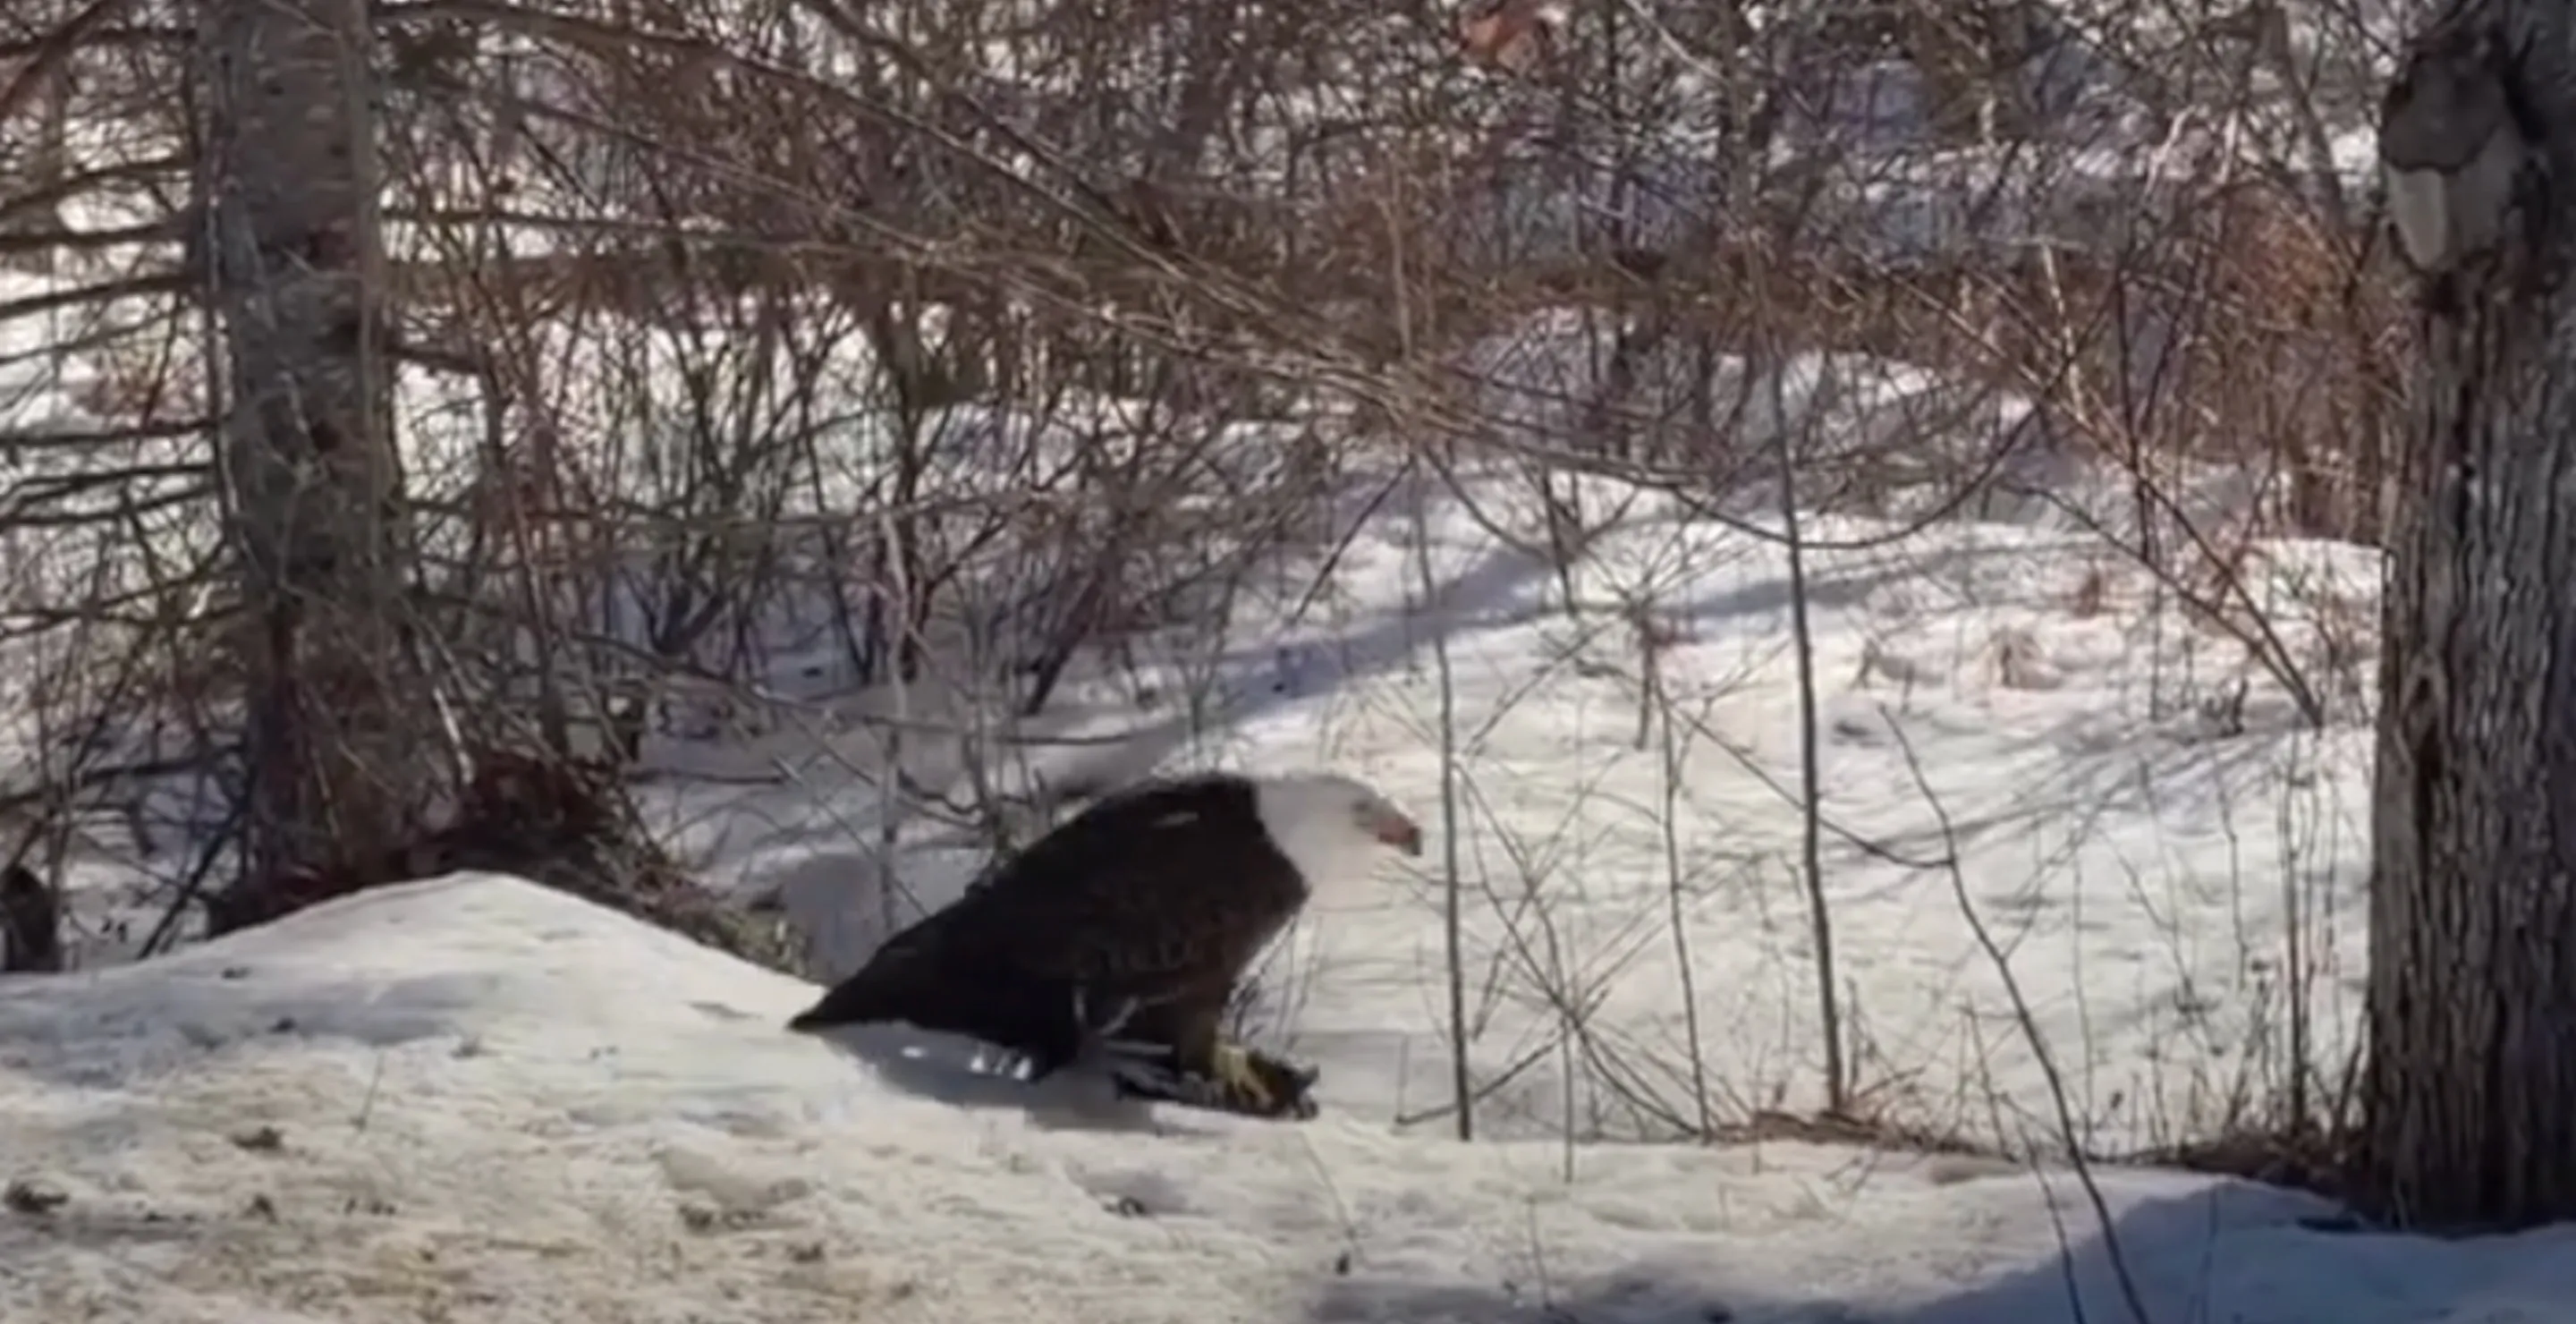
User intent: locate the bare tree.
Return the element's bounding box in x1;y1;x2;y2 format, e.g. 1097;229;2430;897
199;0;440;913
2361;0;2576;1231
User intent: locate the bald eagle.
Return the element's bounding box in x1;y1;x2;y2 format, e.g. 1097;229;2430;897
786;770;1422;1118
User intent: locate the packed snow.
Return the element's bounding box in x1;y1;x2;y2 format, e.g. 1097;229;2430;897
619;455;2383;1160
7;873;2572;1324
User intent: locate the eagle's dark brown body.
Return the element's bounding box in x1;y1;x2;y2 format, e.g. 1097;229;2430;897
787;770;1419;1118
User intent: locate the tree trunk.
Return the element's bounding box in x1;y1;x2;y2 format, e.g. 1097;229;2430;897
0;865;60;972
2360;3;2576;1232
200;0;436;905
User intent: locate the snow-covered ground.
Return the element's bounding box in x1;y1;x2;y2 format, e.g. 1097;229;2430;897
623;460;2380;1159
4;250;2383;1163
9;872;2571;1324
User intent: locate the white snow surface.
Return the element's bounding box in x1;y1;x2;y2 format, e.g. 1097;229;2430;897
0;288;2386;1158
642;460;2382;1160
6;873;2572;1324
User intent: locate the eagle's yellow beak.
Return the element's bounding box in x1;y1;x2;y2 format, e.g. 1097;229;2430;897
1370;808;1425;857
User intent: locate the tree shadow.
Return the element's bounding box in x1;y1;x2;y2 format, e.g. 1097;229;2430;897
1301;1175;2576;1323
787;1021;1230;1137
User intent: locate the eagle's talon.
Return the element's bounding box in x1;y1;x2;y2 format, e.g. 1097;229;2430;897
1105;1041;1320;1119
1214;1042;1321;1119
1210;1042;1278;1113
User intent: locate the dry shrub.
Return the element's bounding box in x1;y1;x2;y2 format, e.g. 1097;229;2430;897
1966;178;2407;547
2068;564;2108;618
1458;0;1563;75
2140;1123;2356;1207
1719;1105;1999;1160
207;748;804;974
1987;624;2056;691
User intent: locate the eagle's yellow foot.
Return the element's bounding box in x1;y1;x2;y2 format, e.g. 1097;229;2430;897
1208;1041;1276;1113
1097;1034;1320;1119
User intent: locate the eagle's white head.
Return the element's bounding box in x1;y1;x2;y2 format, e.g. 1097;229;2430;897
1250;771;1423;891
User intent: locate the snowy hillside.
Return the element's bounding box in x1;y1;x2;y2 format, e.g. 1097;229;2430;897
5;874;2570;1324
619;458;2382;1158
8;210;2385;1162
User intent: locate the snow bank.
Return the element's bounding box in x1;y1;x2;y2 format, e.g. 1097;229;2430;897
4;874;2568;1323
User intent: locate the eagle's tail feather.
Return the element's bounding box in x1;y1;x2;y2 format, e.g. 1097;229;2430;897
785;926;947;1033
784;971;898;1032
785;926;1081;1074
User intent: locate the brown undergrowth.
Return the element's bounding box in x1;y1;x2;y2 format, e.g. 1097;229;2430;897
1711;1104;2357;1211
204;748;808;977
